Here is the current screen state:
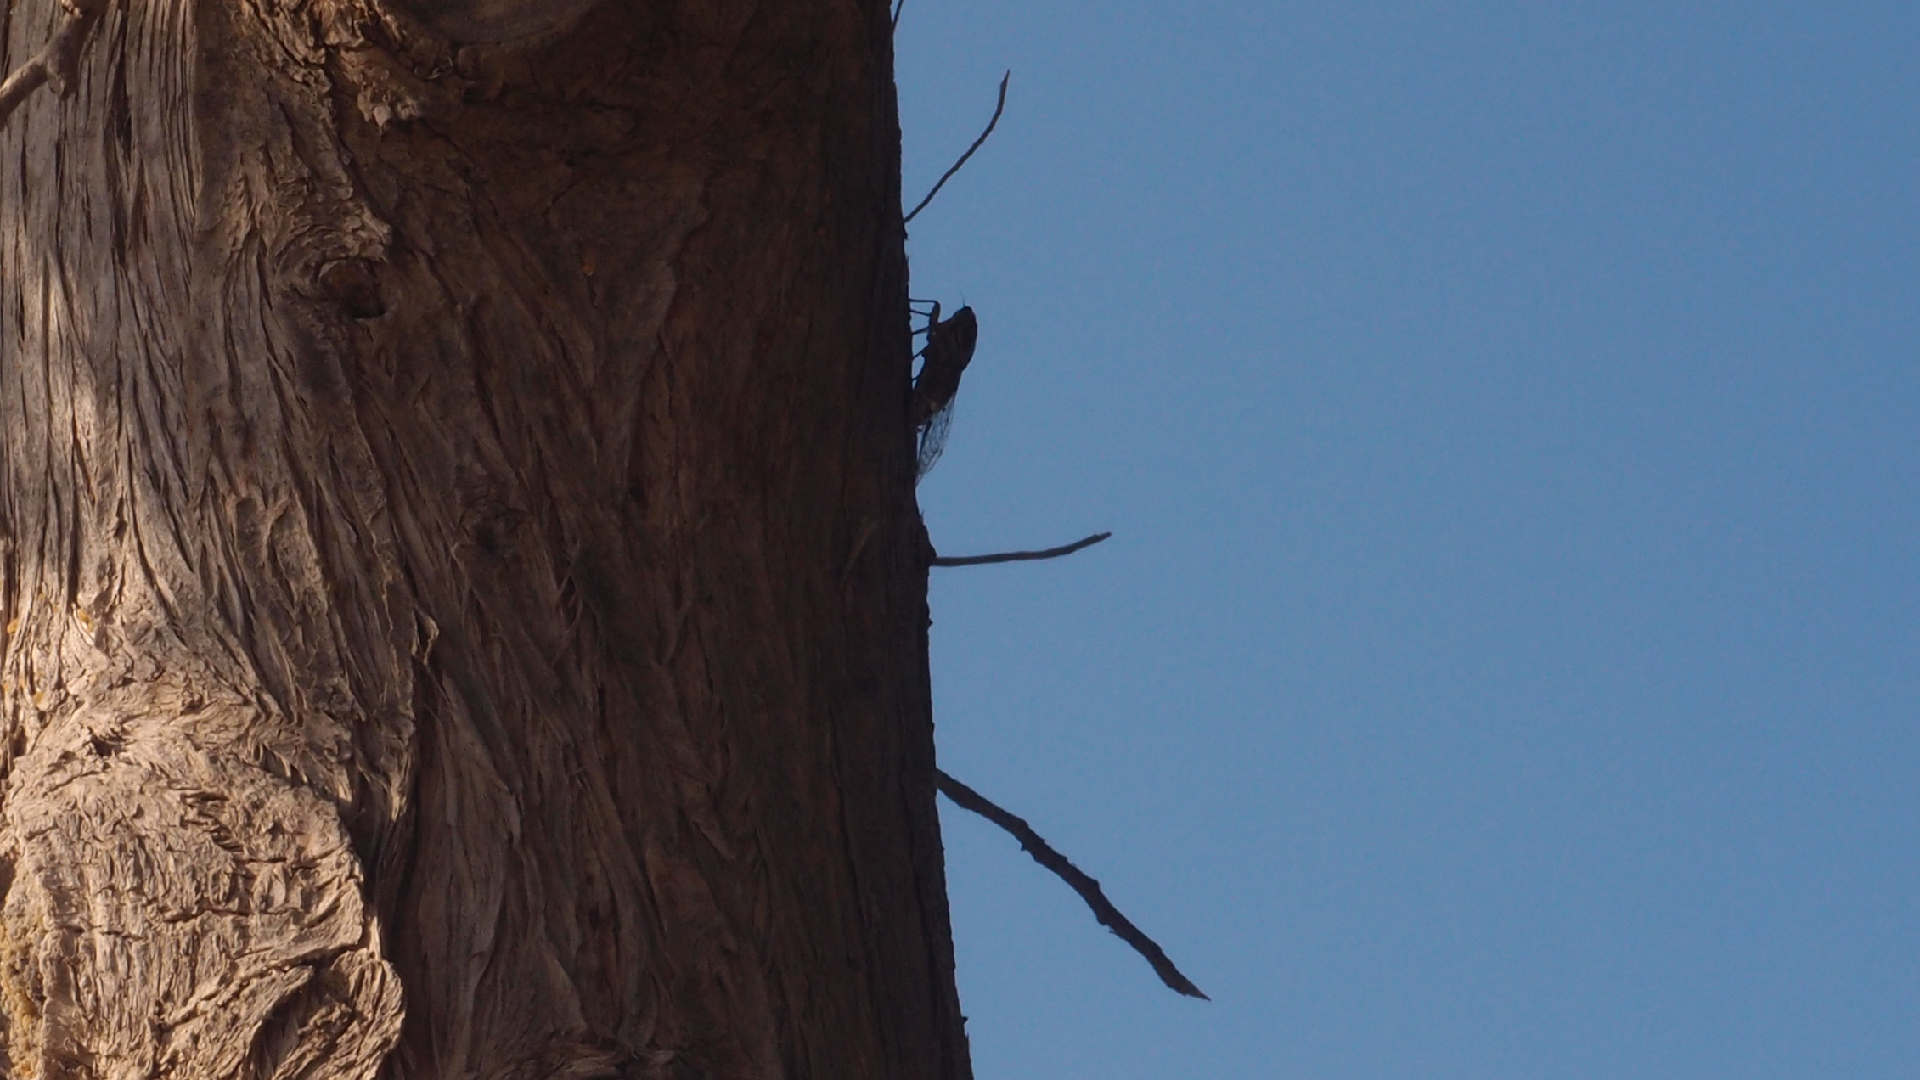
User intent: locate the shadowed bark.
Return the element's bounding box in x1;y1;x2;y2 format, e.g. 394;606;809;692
0;1;969;1077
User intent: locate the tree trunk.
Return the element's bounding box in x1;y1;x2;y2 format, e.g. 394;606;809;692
0;1;970;1077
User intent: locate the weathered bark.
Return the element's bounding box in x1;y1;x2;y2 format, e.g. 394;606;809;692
0;1;969;1077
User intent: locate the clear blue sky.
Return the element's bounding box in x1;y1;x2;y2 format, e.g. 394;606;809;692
894;3;1919;1077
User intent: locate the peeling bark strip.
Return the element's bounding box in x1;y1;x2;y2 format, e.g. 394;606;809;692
0;1;969;1078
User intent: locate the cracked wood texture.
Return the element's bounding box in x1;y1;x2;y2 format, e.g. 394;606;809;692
0;0;970;1077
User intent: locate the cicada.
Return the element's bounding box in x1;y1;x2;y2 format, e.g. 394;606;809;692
910;301;978;480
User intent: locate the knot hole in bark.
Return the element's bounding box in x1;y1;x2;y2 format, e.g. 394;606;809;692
314;258;386;320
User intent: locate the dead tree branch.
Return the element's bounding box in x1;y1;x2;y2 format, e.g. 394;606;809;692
934;768;1209;1000
931;531;1111;567
0;0;107;130
903;71;1010;225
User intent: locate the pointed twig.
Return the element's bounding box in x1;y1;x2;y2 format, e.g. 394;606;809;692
935;768;1209;1000
903;71;1010;225
931;531;1110;567
892;0;906;30
0;0;107;131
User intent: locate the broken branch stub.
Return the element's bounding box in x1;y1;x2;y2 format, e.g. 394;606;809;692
904;71;1010;225
0;0;107;130
935;769;1210;1000
930;531;1112;567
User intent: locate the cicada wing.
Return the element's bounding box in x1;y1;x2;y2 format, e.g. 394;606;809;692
915;400;955;482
